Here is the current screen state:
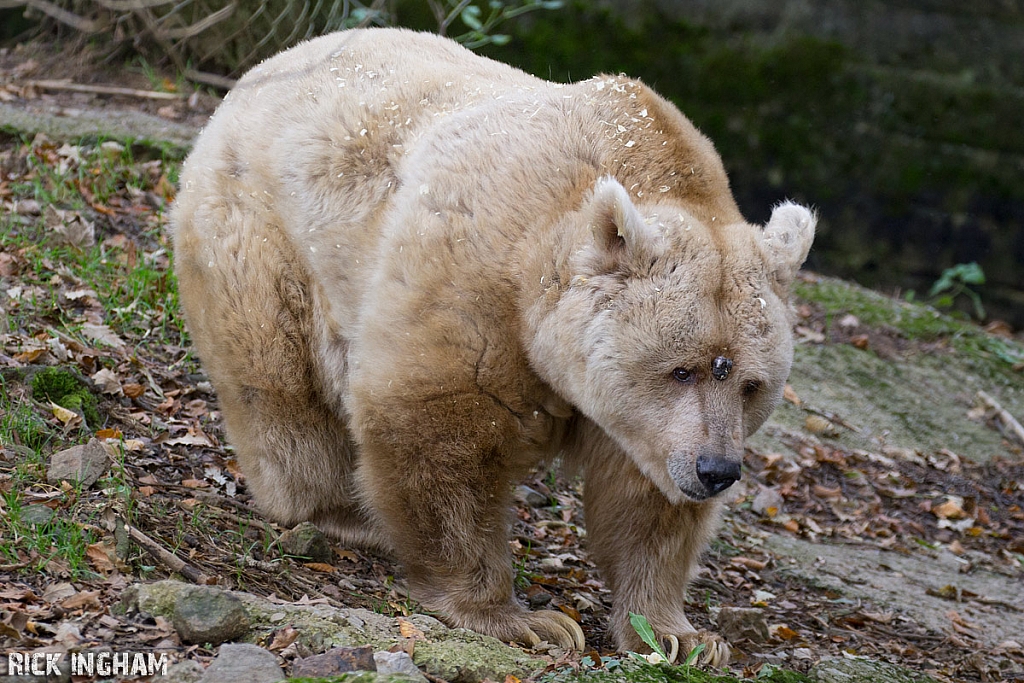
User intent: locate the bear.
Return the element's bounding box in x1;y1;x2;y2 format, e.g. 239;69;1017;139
171;27;814;666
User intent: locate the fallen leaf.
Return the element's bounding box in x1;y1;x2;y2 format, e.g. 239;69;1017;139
558;603;581;621
14;348;46;363
86;541;116;573
61;590;102;611
180;478;209;489
783;384;802;406
397;617;426;640
91;368;122;394
933;497;968;520
95;427;122;439
50;401;82;427
42;582;77;603
164;433;214;447
303;562;336;573
81;323;125;350
123;383;145;398
268;626;300;652
771;625;799;640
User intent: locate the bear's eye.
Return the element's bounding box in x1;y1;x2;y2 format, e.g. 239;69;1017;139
672;367;695;384
742;380;762;397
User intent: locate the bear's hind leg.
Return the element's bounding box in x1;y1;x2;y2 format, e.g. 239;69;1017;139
576;422;730;666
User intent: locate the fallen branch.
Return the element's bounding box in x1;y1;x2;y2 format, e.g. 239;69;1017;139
976;390;1024;447
125;523;212;584
23;79;184;101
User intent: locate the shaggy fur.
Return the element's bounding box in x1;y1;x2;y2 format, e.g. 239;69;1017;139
172;28;815;664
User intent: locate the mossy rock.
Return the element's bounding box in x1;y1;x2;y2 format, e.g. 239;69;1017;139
30;366;101;428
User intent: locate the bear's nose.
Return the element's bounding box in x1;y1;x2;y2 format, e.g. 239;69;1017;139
696;455;741;495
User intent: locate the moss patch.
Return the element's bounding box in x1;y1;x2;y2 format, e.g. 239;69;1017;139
30;366;100;428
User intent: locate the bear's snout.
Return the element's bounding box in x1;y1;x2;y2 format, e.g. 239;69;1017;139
696;454;741;496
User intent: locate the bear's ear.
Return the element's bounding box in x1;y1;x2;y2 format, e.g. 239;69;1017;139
761;201;816;292
587;177;657;259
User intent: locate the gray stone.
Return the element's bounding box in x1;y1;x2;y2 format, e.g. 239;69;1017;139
515;485;548;507
811;656;941;683
171;586;250;645
164;659;205;683
374;651;428;683
292;645;376;677
21;504;55;526
47;439;112;489
278;521;333;564
717;606;770;644
199;644;283;683
129;580;544;682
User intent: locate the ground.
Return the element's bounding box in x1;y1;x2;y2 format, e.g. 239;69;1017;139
1;40;1023;683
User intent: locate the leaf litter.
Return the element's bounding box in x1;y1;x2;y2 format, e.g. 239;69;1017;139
1;131;1023;683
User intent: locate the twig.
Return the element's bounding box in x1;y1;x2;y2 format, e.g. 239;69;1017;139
126;523;212;584
804;406;863;433
19;0;104;31
0;561;32;571
976;390;1024;447
183;69;236;91
24;79;184;100
143;481;261;515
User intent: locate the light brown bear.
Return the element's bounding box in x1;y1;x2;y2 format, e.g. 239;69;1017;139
172;28;814;666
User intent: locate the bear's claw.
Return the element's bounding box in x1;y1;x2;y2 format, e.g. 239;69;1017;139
672;630;730;668
524;610;586;651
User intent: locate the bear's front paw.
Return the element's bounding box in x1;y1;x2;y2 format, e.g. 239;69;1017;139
671;630;730;668
522;610;586;651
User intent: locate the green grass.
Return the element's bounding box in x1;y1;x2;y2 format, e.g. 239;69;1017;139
794;276;1024;378
1;135;186;354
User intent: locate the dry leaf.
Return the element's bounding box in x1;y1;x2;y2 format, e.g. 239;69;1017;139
783;384;802;406
42;582;77;603
50;401;81;427
14;348;46;363
95;427;122;439
61;590;102;611
123;383;145;398
397;617;426;640
268;626;300;652
932;497;967;520
81;323;126;350
772;625;799;640
303;562;336;573
86;541;116;573
91;368;122;394
180;478;209;489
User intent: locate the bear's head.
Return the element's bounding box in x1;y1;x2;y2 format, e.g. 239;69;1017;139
530;178;815;503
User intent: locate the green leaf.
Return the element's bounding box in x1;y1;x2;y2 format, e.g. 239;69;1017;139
461;5;483;30
628;612;666;658
682;642;706;666
490;33;511;45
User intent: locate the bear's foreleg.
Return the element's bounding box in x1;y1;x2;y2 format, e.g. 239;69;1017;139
579;424;730;667
355;391;584;651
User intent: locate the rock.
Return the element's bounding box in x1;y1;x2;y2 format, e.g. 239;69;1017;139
514;485;548;507
751;486;784;517
374;651;428;682
717;606;770;643
164;659;205;683
811;656;942;683
21;504;55;526
47;439;112;489
171;586;250;645
128;580;544;682
277;521;333;563
199;644;283;683
292;645;376;677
